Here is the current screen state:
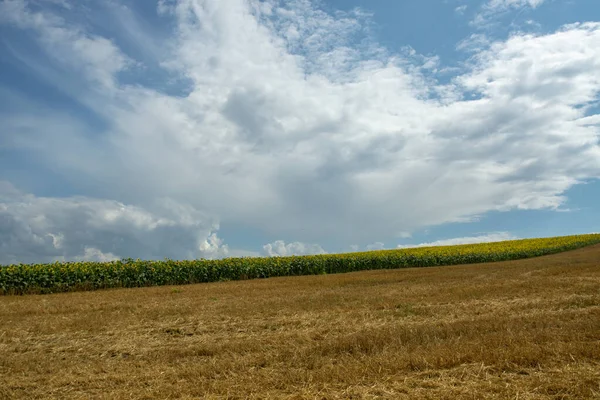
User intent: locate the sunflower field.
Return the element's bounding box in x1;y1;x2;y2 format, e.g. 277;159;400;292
1;234;599;295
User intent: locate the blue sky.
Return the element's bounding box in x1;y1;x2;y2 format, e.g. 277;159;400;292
0;0;599;264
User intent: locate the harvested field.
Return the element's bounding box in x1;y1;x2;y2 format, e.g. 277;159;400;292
1;244;599;399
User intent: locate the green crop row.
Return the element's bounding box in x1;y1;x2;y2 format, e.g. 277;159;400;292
1;234;599;295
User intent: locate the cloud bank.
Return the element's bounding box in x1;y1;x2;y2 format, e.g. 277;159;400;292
396;232;519;249
263;240;327;257
0;181;229;265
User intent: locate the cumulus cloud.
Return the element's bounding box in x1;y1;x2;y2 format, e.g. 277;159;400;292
0;0;599;264
263;240;328;257
73;247;120;263
0;181;230;265
397;232;519;248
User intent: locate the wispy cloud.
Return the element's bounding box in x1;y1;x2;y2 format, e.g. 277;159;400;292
456;33;491;52
472;0;546;27
455;5;468;15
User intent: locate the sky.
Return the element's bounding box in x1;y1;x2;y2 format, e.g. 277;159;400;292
0;0;599;265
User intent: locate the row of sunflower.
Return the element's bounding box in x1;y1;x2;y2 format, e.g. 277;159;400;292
1;234;599;295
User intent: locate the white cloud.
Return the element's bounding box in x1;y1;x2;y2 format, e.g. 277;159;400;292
456;33;491;52
455;5;468;15
576;114;600;126
0;0;131;90
74;247;120;262
263;240;328;257
366;242;385;251
0;181;230;266
0;1;599;264
397;232;519;248
473;0;546;27
485;0;545;11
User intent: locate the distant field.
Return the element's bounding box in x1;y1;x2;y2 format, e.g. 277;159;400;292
2;233;600;295
1;242;599;399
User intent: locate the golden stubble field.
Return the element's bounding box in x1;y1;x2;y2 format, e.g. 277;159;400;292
1;244;599;399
